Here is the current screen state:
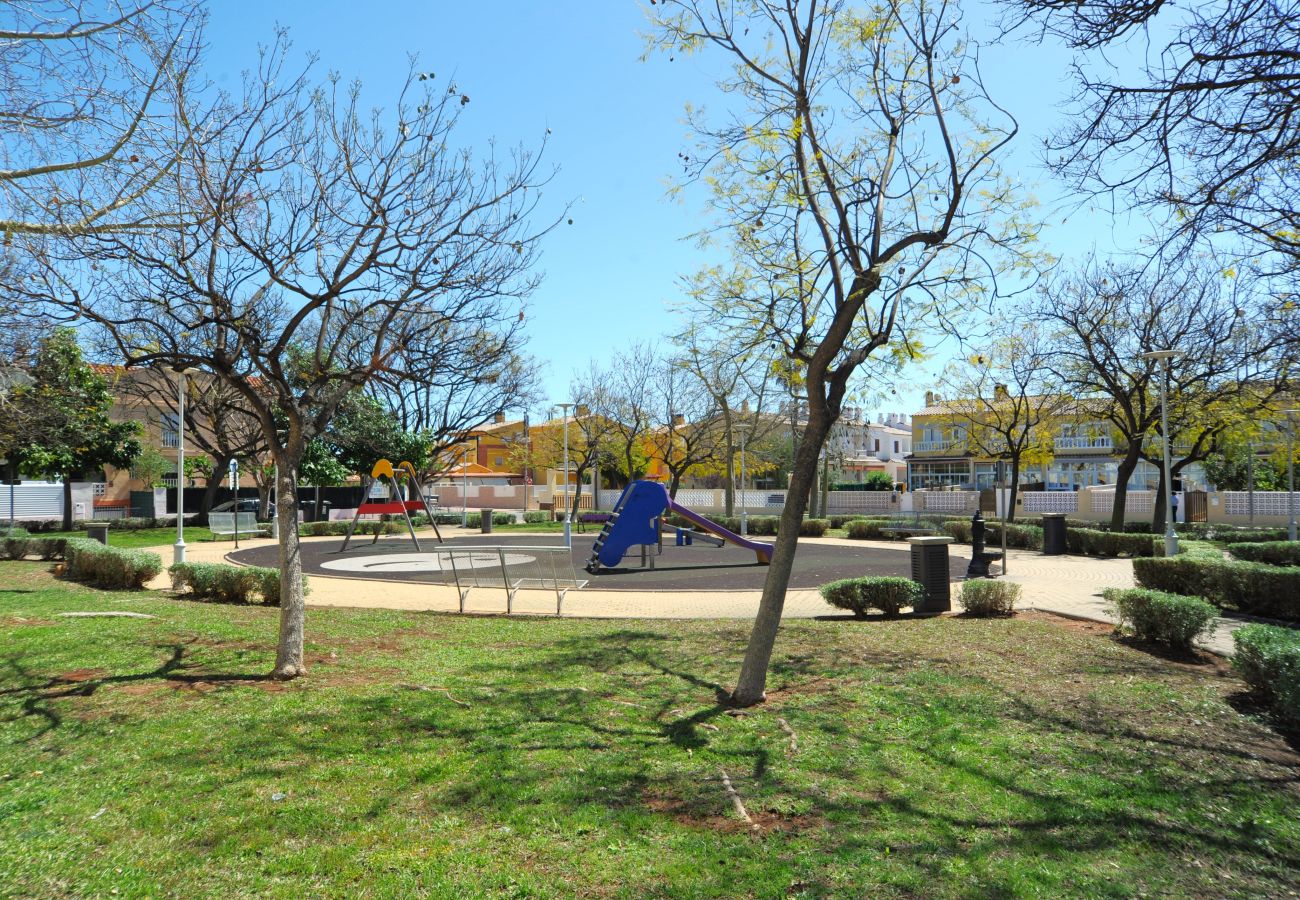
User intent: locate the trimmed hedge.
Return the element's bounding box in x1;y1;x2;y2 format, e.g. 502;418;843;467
959;579;1020;617
2;526;32;560
797;518;830;537
844;519;885;540
1228;541;1300;567
1065;528;1157;558
819;576;921;619
523;511;552;524
1132;556;1300;620
1103;587;1217;649
169;561;300;605
1231;624;1300;728
63;538;162;589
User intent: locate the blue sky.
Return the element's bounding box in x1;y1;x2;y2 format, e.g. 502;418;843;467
203;1;1149;420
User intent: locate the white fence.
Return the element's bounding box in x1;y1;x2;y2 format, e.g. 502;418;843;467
1023;492;1078;514
1089;489;1154;516
913;491;980;514
1222;492;1300;517
0;483;65;519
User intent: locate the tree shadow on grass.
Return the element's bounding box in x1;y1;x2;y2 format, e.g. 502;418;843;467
0;640;273;742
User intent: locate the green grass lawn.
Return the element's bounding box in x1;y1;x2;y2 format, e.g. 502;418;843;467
32;526;224;549
2;562;1298;897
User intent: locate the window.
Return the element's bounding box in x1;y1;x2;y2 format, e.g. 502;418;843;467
873;438;880;452
494;456;504;467
160;412;180;448
893;441;900;453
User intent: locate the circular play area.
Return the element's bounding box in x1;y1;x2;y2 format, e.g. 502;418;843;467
228;532;969;591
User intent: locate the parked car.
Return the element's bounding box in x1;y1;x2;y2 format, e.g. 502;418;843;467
210;498;264;516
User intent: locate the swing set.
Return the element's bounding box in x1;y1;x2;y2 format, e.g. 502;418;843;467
339;459;443;552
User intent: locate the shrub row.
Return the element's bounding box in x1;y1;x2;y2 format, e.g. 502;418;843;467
1228;541;1300;567
523;511;553;524
959;579;1020;617
169;562;298;605
1102;587;1218;649
1232;624;1300;728
1064;528;1156;558
1180;524;1290;544
939;519;1044;550
64;538;162;589
662;513;828;537
1132;556;1300;620
819;576;921;618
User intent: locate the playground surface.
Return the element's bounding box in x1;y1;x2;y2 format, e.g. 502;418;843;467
226;531;969;591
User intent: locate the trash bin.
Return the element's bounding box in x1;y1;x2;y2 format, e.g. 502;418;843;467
86;522;109;545
480;509;493;534
908;535;953;614
1042;513;1067;556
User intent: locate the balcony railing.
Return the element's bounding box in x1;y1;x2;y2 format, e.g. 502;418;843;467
161;430;180;448
914;438;963;453
1055;435;1114;451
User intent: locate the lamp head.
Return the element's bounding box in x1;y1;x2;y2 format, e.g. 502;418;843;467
1140;349;1182;361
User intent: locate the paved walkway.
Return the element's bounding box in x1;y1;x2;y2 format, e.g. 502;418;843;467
141;531;1244;655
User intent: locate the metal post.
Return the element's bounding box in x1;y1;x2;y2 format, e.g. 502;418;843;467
1141;349;1181;557
1247;440;1255;526
174;370;188;565
1158;360;1178;556
560;402;573;548
462;444;470;528
738;423;749;536
1289;417;1297;542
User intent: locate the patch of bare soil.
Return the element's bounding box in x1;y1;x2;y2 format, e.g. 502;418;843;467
642;789;824;835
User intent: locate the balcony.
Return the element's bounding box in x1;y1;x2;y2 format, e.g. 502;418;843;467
914;438;963;453
1055;435;1114;452
161;430;180;448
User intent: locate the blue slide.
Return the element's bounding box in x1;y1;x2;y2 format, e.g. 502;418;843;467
585;481;773;572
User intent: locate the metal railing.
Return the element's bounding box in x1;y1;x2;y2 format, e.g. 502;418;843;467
914;438;962;452
430;545;587;615
161;431;180;448
1054;435;1114;451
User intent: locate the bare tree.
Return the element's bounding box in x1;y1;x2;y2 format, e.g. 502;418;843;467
1002;0;1300;273
603;343;658;484
649;356;724;498
367;326;543;482
1035;256;1289;529
117;369;270;516
649;0;1039;705
20;41;554;679
936;327;1067;520
0;1;201;238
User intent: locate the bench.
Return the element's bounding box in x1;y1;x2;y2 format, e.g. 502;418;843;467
208;511;269;537
577;512;611;534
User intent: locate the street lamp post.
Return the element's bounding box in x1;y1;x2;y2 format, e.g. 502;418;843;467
462;442;471;528
1140;349;1183;557
173;367;200;565
559;402;573;548
1285;410;1300;542
735;422;750;536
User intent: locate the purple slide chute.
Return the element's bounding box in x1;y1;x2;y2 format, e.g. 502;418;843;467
667;499;773;564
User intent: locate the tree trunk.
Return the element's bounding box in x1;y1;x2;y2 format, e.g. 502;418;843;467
668;470;682;499
733;408;832;706
272;457;307;680
819;454;830;519
568;464;588;521
1110;443;1142;530
200;453;233;518
62;475;73;531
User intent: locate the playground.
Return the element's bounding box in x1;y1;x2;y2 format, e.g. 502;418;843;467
228;530;968;592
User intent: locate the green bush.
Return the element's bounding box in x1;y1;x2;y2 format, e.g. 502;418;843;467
29;537;67;560
747;515;780;536
1132;556;1300;620
1103;587;1218;650
170;561;303;605
988;522;1043;551
523;511;552;524
1228;541;1300;567
63;539;162;589
1066;528;1157;558
941;520;972;543
1231;624;1300;728
845;519;885;540
819;576;921;619
797;518;829;537
959;579;1020;617
2;526;32;560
